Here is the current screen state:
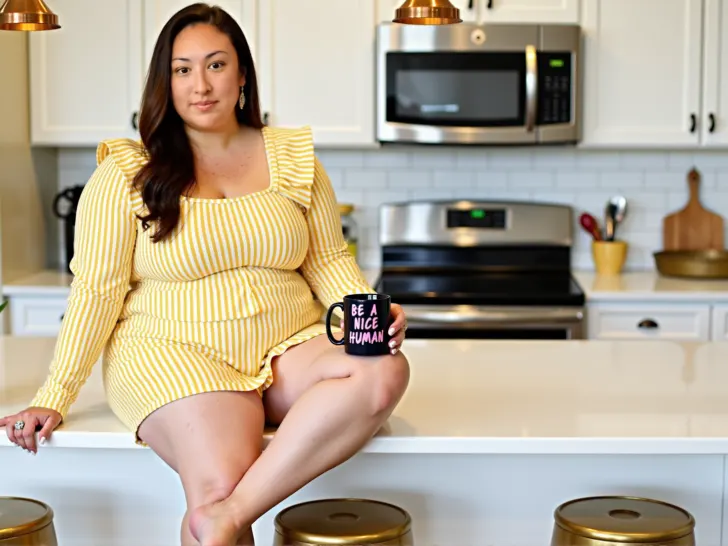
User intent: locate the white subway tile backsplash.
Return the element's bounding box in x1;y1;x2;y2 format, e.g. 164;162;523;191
509;171;555;188
387;170;434;189
598;171;644;189
56;144;728;273
556;171;597;189
345;169;388;189
433;170;474;188
619;151;669;169
644;171;688;189
475;171;508;188
454;150;488;169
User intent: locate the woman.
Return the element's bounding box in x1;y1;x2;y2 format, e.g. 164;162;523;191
0;4;410;546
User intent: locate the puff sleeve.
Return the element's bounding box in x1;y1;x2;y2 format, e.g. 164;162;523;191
297;156;374;309
29;140;139;420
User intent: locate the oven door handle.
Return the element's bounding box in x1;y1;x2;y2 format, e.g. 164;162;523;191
525;45;537;132
404;307;583;324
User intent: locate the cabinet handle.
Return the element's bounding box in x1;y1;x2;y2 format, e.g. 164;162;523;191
60;314;64;321
263;112;270;125
690;113;697;133
487;0;493;7
709;113;716;133
468;0;474;8
637;318;659;329
131;112;139;131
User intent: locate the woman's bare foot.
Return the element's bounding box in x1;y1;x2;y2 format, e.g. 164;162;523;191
189;499;243;546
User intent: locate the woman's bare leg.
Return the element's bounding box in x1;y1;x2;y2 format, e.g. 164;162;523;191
137;390;266;546
189;335;410;546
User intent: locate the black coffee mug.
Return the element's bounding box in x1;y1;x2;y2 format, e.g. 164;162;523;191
325;294;391;356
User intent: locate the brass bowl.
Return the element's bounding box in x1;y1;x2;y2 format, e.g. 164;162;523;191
654;249;728;279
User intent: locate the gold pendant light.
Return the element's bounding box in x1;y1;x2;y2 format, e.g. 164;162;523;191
0;0;60;31
393;0;462;25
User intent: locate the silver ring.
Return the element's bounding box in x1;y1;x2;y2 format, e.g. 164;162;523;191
13;420;25;431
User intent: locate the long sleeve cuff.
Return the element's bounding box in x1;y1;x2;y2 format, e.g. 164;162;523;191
30;381;76;421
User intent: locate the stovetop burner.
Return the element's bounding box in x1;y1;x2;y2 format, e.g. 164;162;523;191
377;271;585;307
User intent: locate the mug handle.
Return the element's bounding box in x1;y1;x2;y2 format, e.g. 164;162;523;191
325;302;345;345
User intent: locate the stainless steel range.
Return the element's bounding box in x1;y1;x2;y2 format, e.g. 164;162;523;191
374;200;585;340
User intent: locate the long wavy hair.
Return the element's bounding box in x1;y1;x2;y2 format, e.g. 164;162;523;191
134;3;264;242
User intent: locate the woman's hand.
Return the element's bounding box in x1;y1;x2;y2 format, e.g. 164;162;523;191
387;303;408;355
0;407;62;454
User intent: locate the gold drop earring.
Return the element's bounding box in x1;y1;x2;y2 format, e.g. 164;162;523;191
239;87;246;110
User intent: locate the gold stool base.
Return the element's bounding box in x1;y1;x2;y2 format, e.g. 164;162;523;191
551;496;695;546
0;497;58;545
274;498;413;545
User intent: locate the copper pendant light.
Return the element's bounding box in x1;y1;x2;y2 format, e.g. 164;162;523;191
0;0;60;31
393;0;462;25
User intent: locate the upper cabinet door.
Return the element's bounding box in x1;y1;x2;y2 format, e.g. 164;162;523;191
701;0;728;147
259;0;377;147
142;0;258;73
480;0;579;23
29;0;143;146
377;0;480;22
580;0;703;148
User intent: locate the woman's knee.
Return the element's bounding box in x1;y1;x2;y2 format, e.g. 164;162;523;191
182;462;251;508
359;351;410;416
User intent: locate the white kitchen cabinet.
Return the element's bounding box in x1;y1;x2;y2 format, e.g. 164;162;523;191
587;302;711;341
580;0;703;148
29;0;143;146
710;305;728;340
480;0;579;23
259;0;376;147
9;296;68;337
700;0;728;146
378;0;479;22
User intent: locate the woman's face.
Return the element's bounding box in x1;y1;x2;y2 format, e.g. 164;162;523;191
170;23;245;132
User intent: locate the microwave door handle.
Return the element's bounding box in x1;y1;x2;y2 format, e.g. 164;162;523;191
525;45;537;132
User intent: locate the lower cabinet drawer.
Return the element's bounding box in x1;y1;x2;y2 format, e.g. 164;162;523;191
9;296;68;336
587;303;711;341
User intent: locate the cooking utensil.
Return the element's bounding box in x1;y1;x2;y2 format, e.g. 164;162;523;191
604;195;627;241
654;249;728;279
662;168;724;250
579;213;602;241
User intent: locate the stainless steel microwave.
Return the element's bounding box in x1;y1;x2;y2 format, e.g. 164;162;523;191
376;22;581;146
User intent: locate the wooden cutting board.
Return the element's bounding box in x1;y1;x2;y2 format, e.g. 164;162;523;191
662;168;725;251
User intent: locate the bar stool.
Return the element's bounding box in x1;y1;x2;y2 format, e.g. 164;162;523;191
0;497;58;545
273;498;413;545
551;495;695;546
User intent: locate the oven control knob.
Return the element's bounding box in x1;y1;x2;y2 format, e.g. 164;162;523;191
471;28;486;45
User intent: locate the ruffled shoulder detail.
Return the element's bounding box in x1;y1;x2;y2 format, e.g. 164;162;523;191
266;125;315;211
96;138;149;184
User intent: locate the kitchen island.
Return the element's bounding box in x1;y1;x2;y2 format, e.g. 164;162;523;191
2;337;728;545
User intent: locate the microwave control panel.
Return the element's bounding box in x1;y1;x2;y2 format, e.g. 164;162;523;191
537;52;572;125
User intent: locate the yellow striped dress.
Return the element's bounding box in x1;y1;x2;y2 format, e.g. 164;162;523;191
29;125;374;445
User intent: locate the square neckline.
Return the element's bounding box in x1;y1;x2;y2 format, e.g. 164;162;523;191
180;125;277;204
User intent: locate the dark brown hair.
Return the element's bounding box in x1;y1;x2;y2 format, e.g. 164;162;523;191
134;3;264;242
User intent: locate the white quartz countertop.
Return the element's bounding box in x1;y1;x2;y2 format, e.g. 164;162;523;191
2;270;74;296
574;270;728;302
3;336;728;454
7;269;728;303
